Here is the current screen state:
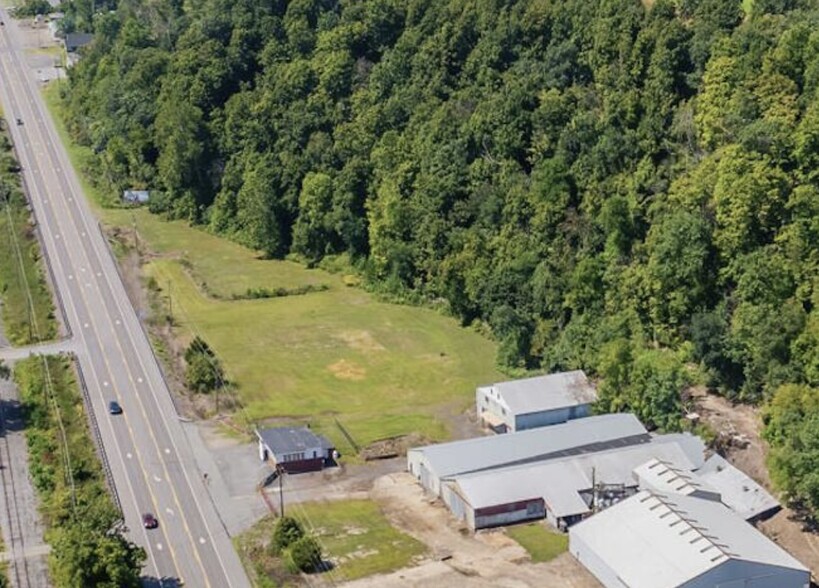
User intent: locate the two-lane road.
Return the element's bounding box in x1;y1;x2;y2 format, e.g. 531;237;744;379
0;14;251;587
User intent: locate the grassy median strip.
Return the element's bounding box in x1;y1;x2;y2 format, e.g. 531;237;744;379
14;356;144;586
0;122;56;345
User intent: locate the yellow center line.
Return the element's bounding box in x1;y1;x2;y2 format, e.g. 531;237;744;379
0;23;188;583
15;62;214;588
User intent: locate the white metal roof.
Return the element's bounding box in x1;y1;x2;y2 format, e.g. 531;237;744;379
484;370;598;416
448;434;705;517
408;413;649;480
570;490;809;588
634;457;720;500
697;454;780;520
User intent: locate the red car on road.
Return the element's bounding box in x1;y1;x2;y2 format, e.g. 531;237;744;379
142;513;158;529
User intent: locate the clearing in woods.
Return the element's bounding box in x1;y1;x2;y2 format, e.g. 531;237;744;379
104;207;503;451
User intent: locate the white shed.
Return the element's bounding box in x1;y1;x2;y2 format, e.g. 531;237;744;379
476;370;597;432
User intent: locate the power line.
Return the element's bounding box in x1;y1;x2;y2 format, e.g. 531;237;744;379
279;473;343;587
1;178;77;510
143;236;343;585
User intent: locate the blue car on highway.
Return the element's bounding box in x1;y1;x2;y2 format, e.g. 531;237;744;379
108;400;123;415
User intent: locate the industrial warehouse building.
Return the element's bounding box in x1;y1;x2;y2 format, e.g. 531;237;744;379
407;413;649;496
696;454;780;521
569;490;810;588
476;370;597;432
440;434;705;530
255;426;335;474
635;455;780;521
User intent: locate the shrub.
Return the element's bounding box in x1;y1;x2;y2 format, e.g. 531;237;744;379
287;536;322;573
272;516;303;553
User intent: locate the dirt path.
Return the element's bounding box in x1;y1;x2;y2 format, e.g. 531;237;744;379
692;388;819;578
343;472;600;588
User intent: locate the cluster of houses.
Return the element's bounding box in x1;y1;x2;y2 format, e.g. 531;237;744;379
409;371;811;588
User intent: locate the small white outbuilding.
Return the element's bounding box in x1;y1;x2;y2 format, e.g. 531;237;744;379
476;370;597;432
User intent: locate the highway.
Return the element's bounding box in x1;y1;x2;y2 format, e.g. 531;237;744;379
0;13;252;588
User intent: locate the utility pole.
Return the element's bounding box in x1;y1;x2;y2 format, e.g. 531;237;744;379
591;466;596;512
132;213;139;258
167;280;173;325
278;466;285;517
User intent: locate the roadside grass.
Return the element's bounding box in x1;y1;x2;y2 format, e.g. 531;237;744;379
505;523;568;563
296;499;426;580
105;208;330;298
25;45;62;59
13;356;110;525
233;515;289;588
237;500;426;584
0;122;56;345
41;82;117;210
14;355;139;580
0;536;7;588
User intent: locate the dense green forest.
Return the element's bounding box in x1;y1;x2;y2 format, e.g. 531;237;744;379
60;0;818;510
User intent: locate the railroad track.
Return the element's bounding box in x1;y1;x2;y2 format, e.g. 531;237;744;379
0;390;33;588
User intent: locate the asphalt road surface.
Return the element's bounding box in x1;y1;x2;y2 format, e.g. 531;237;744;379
0;14;252;588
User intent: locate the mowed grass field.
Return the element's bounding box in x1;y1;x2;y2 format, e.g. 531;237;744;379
296;499;426;580
236;499;424;584
108;210;502;448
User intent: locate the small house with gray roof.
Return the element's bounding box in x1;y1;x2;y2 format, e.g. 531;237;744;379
255;426;335;474
476;370;597;432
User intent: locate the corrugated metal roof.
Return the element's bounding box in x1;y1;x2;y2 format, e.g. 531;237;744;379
449;434;704;517
256;426;333;457
634;457;719;499
570;490;808;588
485;370;598;415
408;413;649;480
697;454;780;520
